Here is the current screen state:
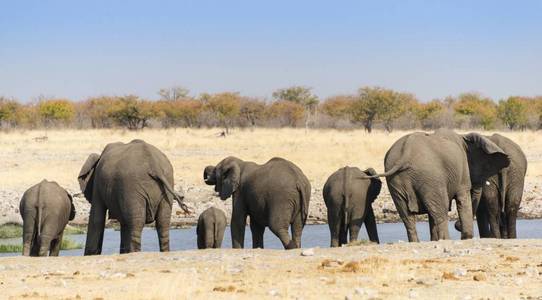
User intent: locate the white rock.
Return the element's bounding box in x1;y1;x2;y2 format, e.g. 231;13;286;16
454;268;467;277
408;290;418;298
301;248;314;256
268;290;279;296
526;266;539;277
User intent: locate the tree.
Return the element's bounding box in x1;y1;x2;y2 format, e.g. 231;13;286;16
205;92;241;133
351;86;411;133
158;86;190;101
267;100;305;127
156;99;203;127
0;97;20;127
497;96;529;130
239;97;266;127
38;99;75;127
84;96;116;128
454;93;497;130
415;99;445;129
273;86;319;129
110;95;158;130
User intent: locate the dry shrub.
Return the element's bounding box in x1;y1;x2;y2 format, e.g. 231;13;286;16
213;285;237;292
442;272;459;281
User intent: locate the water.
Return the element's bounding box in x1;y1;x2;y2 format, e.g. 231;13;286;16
1;219;541;257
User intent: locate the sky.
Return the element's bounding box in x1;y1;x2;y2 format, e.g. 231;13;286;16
1;0;541;102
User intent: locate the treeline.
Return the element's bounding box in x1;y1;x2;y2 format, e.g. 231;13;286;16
1;86;541;132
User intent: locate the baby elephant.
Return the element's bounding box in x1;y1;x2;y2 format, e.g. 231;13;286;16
197;207;227;249
19;180;76;256
323;167;381;247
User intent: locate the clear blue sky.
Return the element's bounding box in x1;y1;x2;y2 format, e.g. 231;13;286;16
1;0;541;102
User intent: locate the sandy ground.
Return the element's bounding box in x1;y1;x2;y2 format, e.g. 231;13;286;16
0;239;540;299
1;128;541;226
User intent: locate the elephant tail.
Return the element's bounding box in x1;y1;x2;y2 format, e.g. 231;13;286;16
355;164;408;179
342;166;351;229
498;171;507;214
297;181;310;226
36;183;43;238
149;173;191;214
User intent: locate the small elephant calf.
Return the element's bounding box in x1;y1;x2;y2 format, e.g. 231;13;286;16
197;207;227;249
19;180;76;256
323;166;381;247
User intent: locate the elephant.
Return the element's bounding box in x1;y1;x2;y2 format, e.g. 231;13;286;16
203;156;311;249
470;134;527;239
78;139;189;255
323;166;381;247
196;207;227;249
363;129;510;242
19;180;76;256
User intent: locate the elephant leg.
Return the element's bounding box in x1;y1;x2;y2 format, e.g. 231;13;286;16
250;221;265;249
85;201;107;255
215;225;225;248
38;234;53;256
290;213;304;248
22;215;36;256
364;206;379;243
269;225;295;249
487;206;501;239
338;218;348;246
155;201;172;252
428;214;439;241
231;199;247;249
505;209;518;239
455;190;473;239
348;217;362;244
49;233;63;256
392;195;419;242
120;219;145;253
476;206;491;238
327;207;341;247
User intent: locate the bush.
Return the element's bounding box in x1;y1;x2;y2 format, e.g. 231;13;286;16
109;95;158;130
267;100;305;127
39;99;75;127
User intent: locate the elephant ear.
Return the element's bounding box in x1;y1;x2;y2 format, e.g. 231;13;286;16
203;166;217;185
463;133;510;185
78;153;100;202
363;168;382;203
67;192;76;221
219;161;241;200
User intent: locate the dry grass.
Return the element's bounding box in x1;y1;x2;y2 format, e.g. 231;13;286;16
1;128;541;191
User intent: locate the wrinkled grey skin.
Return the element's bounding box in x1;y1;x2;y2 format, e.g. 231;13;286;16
204;156;311;249
19;180;75;256
78;139;189;255
364;129;510;242
197;207;227;249
323;167;381;247
467;134;527;239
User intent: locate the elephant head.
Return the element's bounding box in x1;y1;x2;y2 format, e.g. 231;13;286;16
203;166;217;185
363;168;382;203
463;133;510;188
205;157;241;200
78;153;100;202
67;192;76;221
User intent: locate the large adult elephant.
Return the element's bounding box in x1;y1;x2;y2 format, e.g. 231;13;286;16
78;139;189;255
203;156;311;249
364;129;510;242
470;134;527;239
19;180;76;256
323;166;381;247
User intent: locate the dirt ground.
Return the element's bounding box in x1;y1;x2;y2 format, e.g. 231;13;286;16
0;239;541;299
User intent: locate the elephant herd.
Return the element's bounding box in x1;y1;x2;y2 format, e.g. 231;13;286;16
18;129;527;256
